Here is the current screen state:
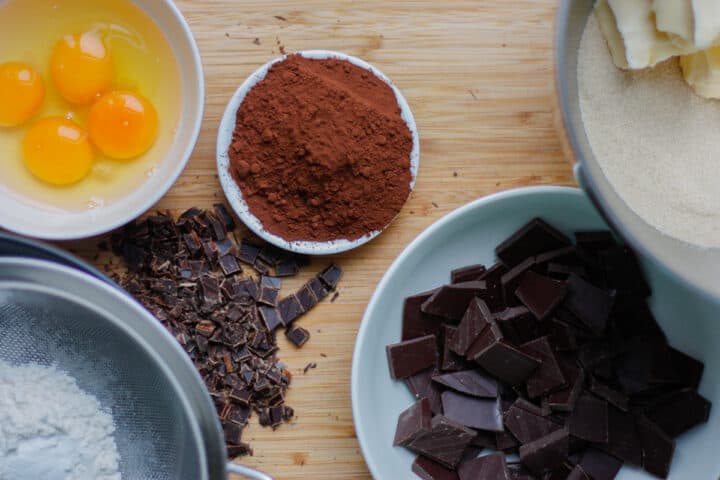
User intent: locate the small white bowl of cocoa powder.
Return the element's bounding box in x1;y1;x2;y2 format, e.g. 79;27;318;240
216;50;420;255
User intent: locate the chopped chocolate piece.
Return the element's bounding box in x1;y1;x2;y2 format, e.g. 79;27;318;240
478;262;509;310
547;263;587;280
601;406;642;466
386;335;438;379
575;231;616;256
637;417;675;478
507;462;536;480
275;258;299;277
403;290;442;341
223;421;244;444
563;274;614;336
519;427;570;475
253;258;271;275
451;264;487;284
515;272;567;320
548;319;578;352
441;390;503;432
421;281;488;320
588;377;629;412
567;465;591;480
285;325;310;348
269;405;283;427
520;337;567;398
496;430;520;451
307;277;330;300
534;246;580;267
257;246;283;267
406;368;444;415
258;306;282;332
227;405;251;426
258;285;279;307
567;394;609;443
471;430;498;449
494;306;537;345
226;443;253;458
260;275;281;289
213;203;236;230
407;415;476;469
441;325;468;372
646;389;711;437
653;347;704;390
238;240;262;264
296;284;319;312
278;295;304;325
513;397;551;417
598;247;650;297
504;405;562;444
303;362;317;373
319;264;343;289
546;361;584;412
219;254;241;276
577;449;622;480
412;456;459;480
469;324;541;386
500;257;536;306
451;298;492;355
458;452;510;480
432;370;498;398
394;398;432;446
496;218;572;268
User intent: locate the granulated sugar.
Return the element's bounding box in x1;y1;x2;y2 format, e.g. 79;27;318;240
579;16;720;247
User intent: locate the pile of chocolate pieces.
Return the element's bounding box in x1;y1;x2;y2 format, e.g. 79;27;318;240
112;205;341;457
387;218;710;479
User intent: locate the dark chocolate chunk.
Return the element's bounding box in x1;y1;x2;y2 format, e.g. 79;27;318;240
403;290;442;341
646;389;711;437
520;337;567;398
238;240;262;264
478;262;509;310
567;465;591;480
222;421;244;444
213;203;236;230
260;275;282;289
598;247;650;297
296;284;319;311
637;417;675;478
386;335;438;379
513;397;551;417
471;430;499;449
258;306;283;332
507;462;536;480
285;325;310;348
406;368;443;415
494;306;537;345
653;347;704;390
547;262;587;281
412;455;459;480
440;325;469;372
504;405;562;444
458;452;511;480
496;218;572;268
548;319;578;352
421;281;488;320
563;274;614;336
258;285;279;307
534;246;580;266
588;376;629;412
469;323;541;386
519;427;570;475
496;430;520;451
278;295;304;326
601;406;642;466
275;258;299;277
567;394;609;443
253;258;271;275
307;277;330;300
500;257;536;306
407;415;476;469
577;449;622;480
432;369;498;398
451;264;487;284
257;246;284;267
393;398;432;446
319;264;343;289
515;272;567;320
575;231;616;257
452;298;492;355
219;254;242;276
441;390;503;432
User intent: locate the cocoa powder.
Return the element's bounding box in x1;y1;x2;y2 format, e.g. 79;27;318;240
228;54;414;242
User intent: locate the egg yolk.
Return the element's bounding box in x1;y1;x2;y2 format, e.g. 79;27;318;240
23;117;94;186
0;62;45;127
50;31;113;104
88;91;158;159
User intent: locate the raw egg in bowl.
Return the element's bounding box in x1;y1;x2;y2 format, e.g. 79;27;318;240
0;0;204;240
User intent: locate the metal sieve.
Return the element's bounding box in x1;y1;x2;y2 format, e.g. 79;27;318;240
0;256;272;480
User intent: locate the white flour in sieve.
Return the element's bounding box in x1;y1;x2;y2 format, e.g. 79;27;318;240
579;15;720;248
0;360;122;480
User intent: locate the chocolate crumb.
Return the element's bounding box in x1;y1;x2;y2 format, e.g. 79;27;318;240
303;362;317;374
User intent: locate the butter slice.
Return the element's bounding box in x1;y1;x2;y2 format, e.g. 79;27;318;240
595;0;629;68
602;0;680;69
692;0;720;49
681;47;720;99
653;0;695;48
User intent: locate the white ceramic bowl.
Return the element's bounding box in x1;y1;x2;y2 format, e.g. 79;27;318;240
217;50;420;255
352;186;720;479
0;0;204;240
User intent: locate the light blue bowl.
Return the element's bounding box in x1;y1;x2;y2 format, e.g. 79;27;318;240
352;186;719;479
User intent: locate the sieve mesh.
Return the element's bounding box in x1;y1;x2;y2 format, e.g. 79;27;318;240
0;286;205;479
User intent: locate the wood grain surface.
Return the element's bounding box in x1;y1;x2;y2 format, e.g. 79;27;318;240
66;1;576;478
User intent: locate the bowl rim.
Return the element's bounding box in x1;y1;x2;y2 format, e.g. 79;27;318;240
216;49;420;255
0;0;205;241
350;185;583;479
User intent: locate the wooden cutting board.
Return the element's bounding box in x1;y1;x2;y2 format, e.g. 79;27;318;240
67;1;575;478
